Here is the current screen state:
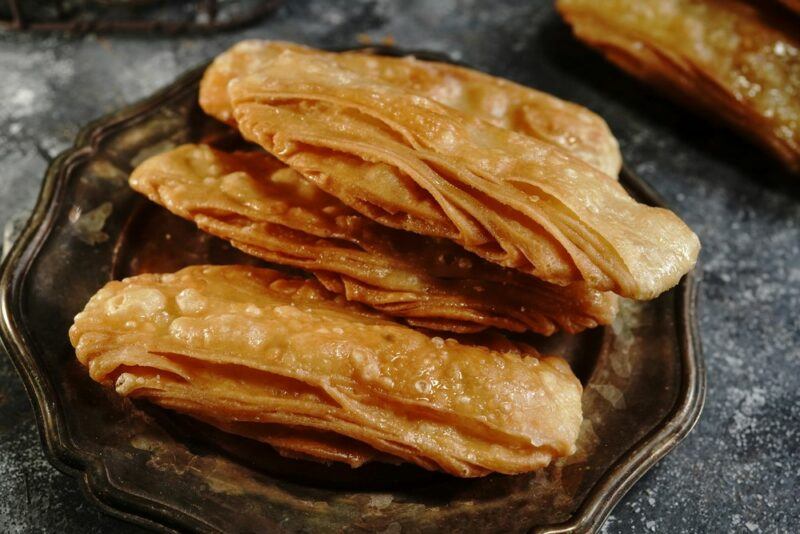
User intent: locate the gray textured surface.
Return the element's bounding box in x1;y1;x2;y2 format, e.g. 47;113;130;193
0;1;798;532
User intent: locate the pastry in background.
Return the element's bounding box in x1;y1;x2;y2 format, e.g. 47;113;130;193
130;144;617;334
228;51;700;299
200;40;622;177
69;265;583;477
557;0;800;172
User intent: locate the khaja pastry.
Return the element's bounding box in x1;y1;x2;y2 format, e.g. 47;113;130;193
69;265;583;477
228;51;700;299
130;144;618;334
557;0;800;172
199;40;622;176
70;40;703;477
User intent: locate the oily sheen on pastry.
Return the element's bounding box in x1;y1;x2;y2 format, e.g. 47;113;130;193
557;0;800;172
69;265;583;477
199;40;622;176
227;51;700;299
130;144;618;334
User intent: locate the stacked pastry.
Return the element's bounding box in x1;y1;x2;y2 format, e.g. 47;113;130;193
69;41;700;477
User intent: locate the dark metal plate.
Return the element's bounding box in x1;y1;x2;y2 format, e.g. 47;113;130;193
1;0;283;34
0;50;704;533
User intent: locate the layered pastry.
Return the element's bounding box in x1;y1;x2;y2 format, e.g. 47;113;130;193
200;40;622;176
131;144;618;334
69;265;583;477
226;51;700;299
70;40;703;476
558;0;800;172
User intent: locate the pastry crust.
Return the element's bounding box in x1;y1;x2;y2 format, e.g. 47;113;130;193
557;0;800;172
199;40;622;176
69;265;583;477
227;51;699;299
130;144;618;334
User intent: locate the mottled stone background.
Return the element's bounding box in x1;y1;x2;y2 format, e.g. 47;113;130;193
0;1;798;532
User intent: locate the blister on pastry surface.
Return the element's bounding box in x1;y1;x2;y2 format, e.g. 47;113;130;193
130;144;618;334
557;0;800;172
199;40;622;177
227;52;700;299
69;265;583;477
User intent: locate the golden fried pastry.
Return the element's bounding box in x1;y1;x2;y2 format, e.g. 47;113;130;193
188;420;396;467
557;0;800;172
199;40;622;176
130;144;617;334
69;265;583;477
227;52;699;299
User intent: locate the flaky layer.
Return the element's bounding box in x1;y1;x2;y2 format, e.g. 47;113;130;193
557;0;800;172
69;265;583;477
228;52;699;299
130;144;617;334
200;40;621;176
